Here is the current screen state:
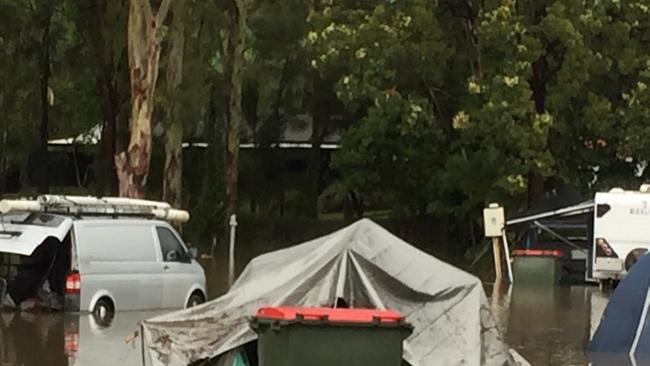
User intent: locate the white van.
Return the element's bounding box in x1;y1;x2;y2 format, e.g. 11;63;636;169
0;197;206;317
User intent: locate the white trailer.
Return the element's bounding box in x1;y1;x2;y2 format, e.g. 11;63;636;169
591;188;650;282
500;186;650;286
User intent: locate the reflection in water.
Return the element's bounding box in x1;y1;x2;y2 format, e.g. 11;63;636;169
0;310;164;366
0;312;67;366
489;284;608;366
199;246;268;299
70;311;164;366
0;259;225;366
200;257;230;299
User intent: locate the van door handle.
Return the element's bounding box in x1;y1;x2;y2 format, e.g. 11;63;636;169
163;265;170;271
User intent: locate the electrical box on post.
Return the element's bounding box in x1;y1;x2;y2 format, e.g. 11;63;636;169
483;203;505;238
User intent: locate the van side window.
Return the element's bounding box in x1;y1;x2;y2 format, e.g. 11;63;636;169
156;227;188;263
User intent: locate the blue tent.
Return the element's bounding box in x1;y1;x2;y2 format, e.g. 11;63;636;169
589;254;650;363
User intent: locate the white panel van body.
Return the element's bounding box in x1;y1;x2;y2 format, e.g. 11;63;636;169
0;213;206;313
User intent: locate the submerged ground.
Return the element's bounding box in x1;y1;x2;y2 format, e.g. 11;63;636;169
0;258;608;366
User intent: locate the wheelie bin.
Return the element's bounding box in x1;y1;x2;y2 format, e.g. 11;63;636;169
512;249;563;285
249;306;413;366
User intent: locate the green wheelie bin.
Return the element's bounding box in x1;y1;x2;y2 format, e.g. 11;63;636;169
249;306;413;366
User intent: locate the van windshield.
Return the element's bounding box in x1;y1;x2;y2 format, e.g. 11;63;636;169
0;213;67;228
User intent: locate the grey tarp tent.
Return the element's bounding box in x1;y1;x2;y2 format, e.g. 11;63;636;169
142;219;527;366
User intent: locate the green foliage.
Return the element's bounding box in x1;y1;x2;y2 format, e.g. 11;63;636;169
5;0;650;241
450;0;550;208
335;93;447;215
307;0;456;215
308;0;650;218
0;0;101;191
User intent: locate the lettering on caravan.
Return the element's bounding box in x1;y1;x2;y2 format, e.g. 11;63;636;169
630;201;650;215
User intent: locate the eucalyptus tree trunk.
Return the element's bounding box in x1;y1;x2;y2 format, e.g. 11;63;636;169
527;12;550;209
163;0;186;208
224;0;246;224
116;0;172;198
89;0;120;195
38;0;54;193
301;0;326;218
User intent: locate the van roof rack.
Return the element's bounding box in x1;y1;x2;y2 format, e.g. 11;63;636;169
0;195;189;223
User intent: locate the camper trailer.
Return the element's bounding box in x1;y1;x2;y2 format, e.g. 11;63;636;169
500;186;650;287
591;188;650;282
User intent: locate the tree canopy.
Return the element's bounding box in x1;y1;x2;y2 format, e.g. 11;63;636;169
2;0;650;243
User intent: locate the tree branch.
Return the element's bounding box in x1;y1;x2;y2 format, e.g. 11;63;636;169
155;0;173;25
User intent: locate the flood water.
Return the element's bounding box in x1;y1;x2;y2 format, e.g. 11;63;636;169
0;259;612;366
489;284;609;366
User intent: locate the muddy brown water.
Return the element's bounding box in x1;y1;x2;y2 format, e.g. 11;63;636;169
0;259;610;366
489;284;609;366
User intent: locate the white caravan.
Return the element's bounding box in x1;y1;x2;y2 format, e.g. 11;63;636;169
501;186;650;286
591;188;650;282
0;196;206;320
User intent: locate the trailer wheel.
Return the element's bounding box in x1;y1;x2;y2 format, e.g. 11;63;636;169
625;248;648;271
599;279;618;292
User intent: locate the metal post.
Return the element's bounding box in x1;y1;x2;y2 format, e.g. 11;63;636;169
492;237;503;282
228;214;237;287
533;220;583;250
502;229;514;283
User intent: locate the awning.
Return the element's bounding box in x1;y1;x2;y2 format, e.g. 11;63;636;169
506;200;594;226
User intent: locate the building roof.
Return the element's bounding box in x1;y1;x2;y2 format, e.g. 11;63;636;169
48;118;342;150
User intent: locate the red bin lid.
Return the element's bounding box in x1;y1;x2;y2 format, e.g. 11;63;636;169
256;306;403;323
512;249;563;258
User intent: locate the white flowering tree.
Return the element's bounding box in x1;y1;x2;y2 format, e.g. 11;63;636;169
307;0;454;216
545;0;650;190
448;0;552;210
309;0;650;218
450;0;650;209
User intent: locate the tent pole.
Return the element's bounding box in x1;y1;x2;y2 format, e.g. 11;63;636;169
229;214;238;287
140;324;146;366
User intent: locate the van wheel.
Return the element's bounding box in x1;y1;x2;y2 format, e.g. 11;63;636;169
186;292;205;308
92;298;115;327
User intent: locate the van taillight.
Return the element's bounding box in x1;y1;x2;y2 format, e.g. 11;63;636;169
65;272;81;294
